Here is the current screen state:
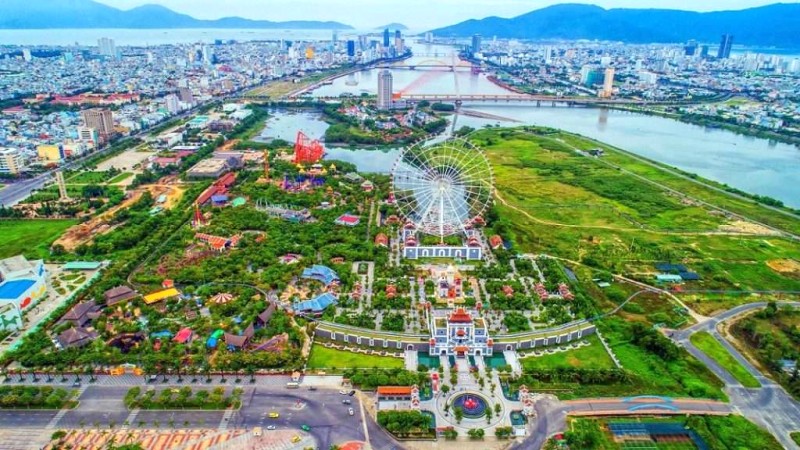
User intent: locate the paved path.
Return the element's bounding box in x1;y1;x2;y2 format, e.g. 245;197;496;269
670;301;800;450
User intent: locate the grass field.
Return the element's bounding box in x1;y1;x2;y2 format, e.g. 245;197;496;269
107;172;133;184
307;345;404;370
0;219;76;259
690;332;761;388
473;127;800;293
66;171;115;184
792;432;800;446
521;335;616;371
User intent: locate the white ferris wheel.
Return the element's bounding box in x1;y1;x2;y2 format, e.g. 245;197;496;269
391;137;494;239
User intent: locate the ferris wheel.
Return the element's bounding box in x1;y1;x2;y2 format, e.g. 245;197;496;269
391;137;494;239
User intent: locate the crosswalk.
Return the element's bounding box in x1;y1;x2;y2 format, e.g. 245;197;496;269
46;384;89;430
218;409;235;431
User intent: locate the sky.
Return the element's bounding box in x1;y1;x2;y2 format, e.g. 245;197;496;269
95;0;789;29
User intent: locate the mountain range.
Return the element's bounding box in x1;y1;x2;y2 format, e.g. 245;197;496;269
0;0;352;30
430;3;800;47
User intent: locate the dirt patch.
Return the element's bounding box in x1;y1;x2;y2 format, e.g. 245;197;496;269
54;180;184;251
767;259;800;276
718;220;781;236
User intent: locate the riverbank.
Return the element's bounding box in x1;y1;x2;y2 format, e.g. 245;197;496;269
606;104;800;147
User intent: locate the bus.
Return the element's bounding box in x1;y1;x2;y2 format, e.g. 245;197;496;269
286;382;300;389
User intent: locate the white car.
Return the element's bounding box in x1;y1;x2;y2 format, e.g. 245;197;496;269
266;425;276;430
339;389;348;395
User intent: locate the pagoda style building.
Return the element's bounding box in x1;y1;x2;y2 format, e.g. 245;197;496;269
428;308;492;357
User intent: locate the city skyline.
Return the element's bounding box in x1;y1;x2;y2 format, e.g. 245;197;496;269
95;0;792;29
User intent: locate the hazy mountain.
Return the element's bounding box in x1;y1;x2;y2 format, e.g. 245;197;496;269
0;0;353;30
430;3;800;47
376;23;409;31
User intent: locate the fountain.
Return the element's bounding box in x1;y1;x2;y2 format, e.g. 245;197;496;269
452;393;488;418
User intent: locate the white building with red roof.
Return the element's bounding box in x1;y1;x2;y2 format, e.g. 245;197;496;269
428;307;492;357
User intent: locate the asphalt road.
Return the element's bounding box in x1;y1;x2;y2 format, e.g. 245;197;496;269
671;301;800;450
0;385;374;450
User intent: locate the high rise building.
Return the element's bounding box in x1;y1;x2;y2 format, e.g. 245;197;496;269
22;49;32;62
394;30;403;54
544;45;553;64
202;45;215;65
700;45;709;58
98;37;116;59
601;67;615;98
0;148;26;174
178;87;194;104
425;32;433;43
81;109;114;144
377;70;393;110
164;94;181;114
580;65;603;86
471;34;482;55
346;40;356;58
718;34;734;59
684;40;698;56
383;29;390;48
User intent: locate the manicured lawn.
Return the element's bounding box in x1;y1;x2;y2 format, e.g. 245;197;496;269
792;432;800;446
107;172;133;184
521;335;616;371
307;345;403;370
0;219;76;259
690;331;761;388
66;171;113;184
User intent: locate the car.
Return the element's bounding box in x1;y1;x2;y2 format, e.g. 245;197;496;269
348;408;355;416
348;390;356;396
268;412;280;418
339;389;348;395
308;386;317;391
291;436;302;443
266;425;276;430
301;424;311;432
342;399;352;405
72;380;81;387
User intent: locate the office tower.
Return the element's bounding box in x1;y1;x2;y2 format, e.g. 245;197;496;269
718;34;734;59
22;49;32;62
383;29;390;48
0;148;26;174
347;40;356;58
332;30;338;45
394;30;403;53
471;34;482;55
81;109;114;144
377;70;393;110
358;35;368;51
684;40;698;56
98;37;116;58
700;45;709;58
602;67;615;98
425;32;433;43
178;87;194;104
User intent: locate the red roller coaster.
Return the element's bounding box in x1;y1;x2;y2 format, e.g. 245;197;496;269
294;131;324;164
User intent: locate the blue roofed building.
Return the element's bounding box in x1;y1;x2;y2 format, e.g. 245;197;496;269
293;293;337;315
0;256;47;321
301;265;340;286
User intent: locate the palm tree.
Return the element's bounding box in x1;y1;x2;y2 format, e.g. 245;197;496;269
246;366;255;384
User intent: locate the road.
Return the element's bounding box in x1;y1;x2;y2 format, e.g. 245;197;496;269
671;301;800;450
0;384;382;450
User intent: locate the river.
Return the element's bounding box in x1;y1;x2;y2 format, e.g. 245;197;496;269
272;42;799;208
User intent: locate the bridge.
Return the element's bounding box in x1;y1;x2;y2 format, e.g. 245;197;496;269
398;93;672;106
